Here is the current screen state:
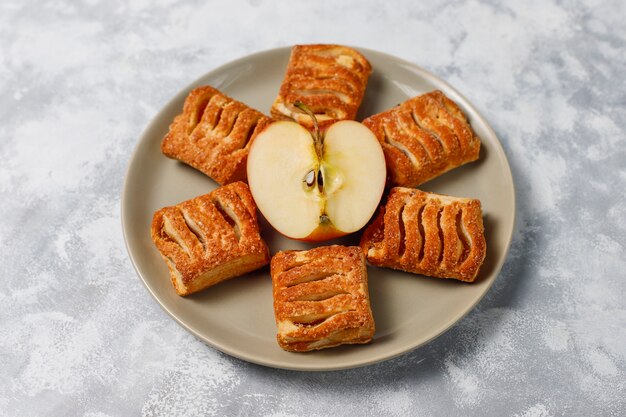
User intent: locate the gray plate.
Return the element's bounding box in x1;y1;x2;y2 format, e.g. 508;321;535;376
122;46;515;371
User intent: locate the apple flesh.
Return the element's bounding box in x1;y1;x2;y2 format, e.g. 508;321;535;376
247;118;386;241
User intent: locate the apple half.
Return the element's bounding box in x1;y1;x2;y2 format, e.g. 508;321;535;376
247;106;386;241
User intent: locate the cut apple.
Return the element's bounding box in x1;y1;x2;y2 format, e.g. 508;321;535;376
247;107;386;241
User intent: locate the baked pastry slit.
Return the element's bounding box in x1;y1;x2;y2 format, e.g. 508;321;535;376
397;203;407;258
456;210;471;264
211;197;241;240
362;90;481;187
180;208;207;252
385;117;430;168
360;187;486;282
284;271;342;288
416;203;426;262
162;86;272;185
271;246;375;352
282;275;352;303
160;209;198;257
396;108;445;164
409;99;462;162
151;182;270;296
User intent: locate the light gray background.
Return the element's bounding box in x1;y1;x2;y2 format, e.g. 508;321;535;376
1;1;624;416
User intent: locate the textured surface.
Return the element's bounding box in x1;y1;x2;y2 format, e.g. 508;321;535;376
1;0;625;416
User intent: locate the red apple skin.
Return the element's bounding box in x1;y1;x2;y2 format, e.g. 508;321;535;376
301;225;347;242
268;221;346;242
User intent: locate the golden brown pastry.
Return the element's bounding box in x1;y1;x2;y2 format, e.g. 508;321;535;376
271;44;372;128
362;90;481;187
360;187;486;282
151;182;270;296
270;245;375;352
161;86;272;185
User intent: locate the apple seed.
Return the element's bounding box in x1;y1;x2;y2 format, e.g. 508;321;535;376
317;166;324;193
303;169;315;187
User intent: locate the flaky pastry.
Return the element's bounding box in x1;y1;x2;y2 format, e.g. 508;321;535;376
162;86;271;185
360;187;486;282
362;90;481;187
151;182;270;296
271;245;375;352
271;44;372;128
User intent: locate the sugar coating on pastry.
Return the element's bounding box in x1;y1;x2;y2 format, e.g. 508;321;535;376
270;245;375;352
271;44;372;129
161;86;272;185
151;182;270;296
360;187;486;282
362;90;481;187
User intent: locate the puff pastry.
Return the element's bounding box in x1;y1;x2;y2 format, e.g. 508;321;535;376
360;187;486;282
151;182;270;296
362;90;481;187
271;245;375;352
271;44;372;128
161;86;272;185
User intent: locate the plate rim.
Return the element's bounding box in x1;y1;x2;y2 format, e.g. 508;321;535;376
121;45;516;371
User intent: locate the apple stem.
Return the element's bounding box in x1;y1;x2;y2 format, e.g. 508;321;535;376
294;101;326;195
293;101;323;161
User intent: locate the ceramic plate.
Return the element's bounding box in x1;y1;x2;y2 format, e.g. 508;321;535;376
122;46;515;371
